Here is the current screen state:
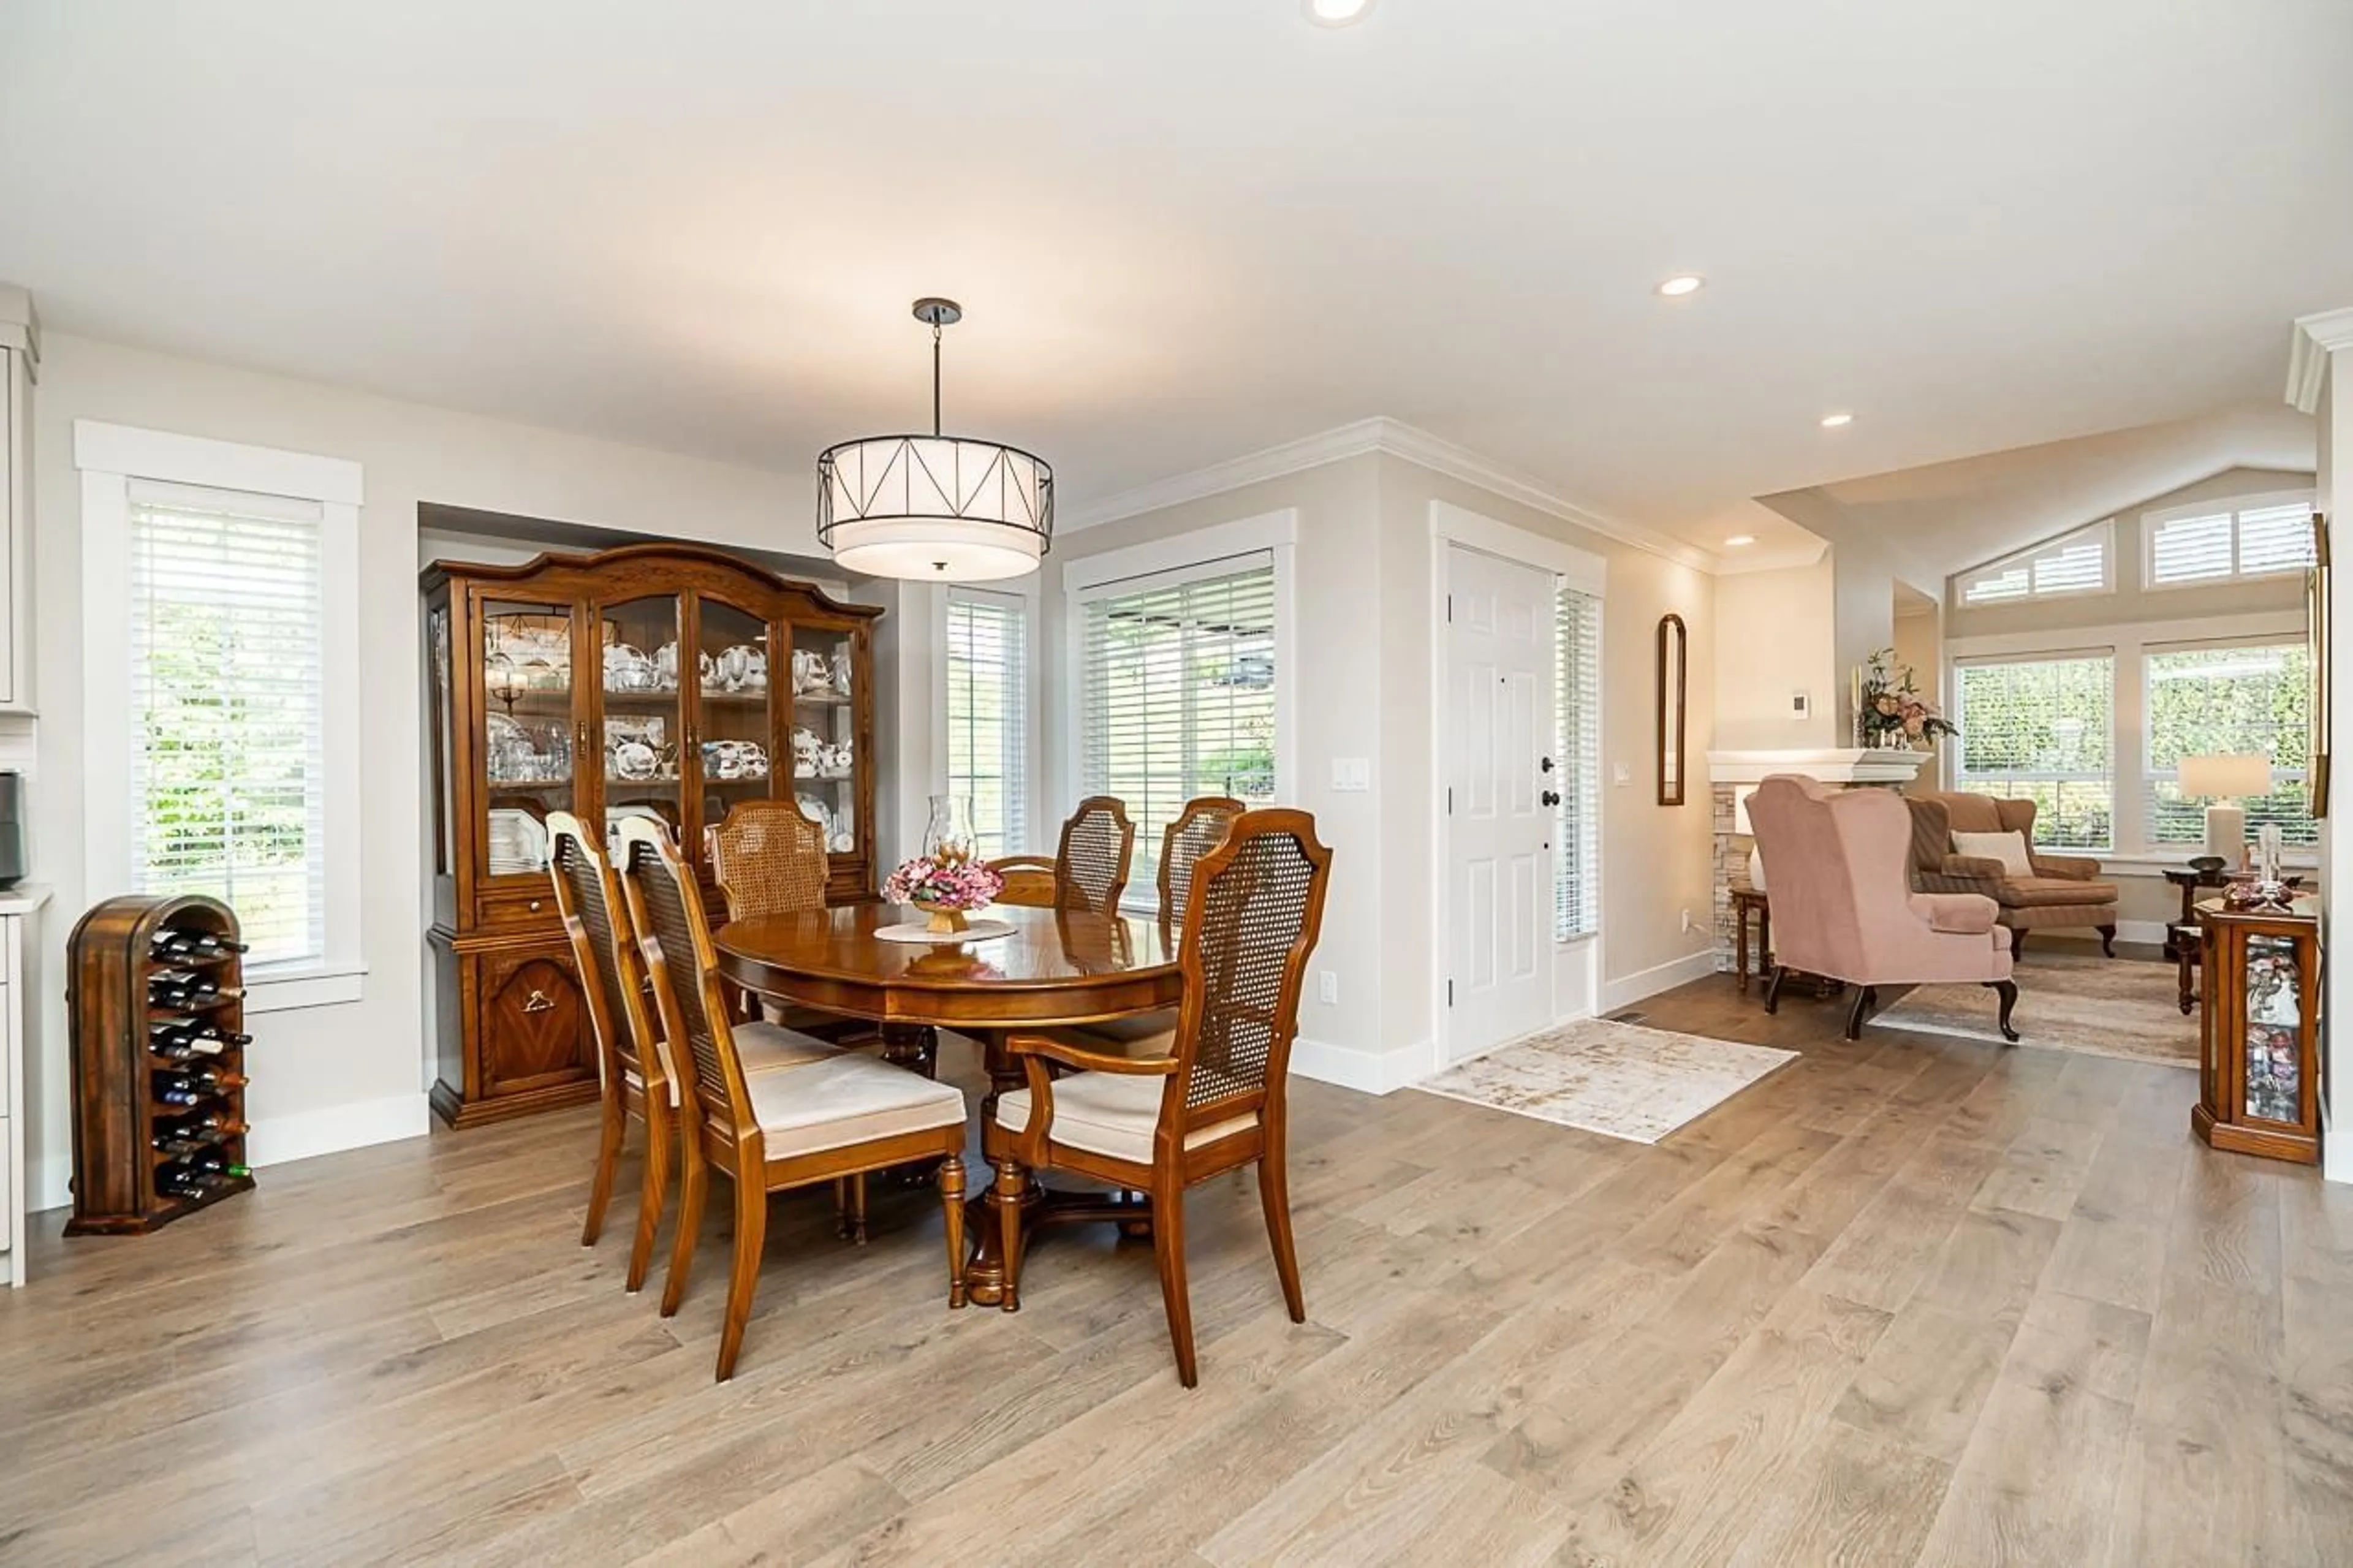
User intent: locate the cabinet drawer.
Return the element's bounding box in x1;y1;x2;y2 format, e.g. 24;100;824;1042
475;887;561;933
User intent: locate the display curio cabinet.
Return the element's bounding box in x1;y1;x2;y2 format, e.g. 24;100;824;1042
423;543;880;1126
2194;895;2324;1165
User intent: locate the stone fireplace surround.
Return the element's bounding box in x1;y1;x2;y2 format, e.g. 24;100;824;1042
1706;748;1931;974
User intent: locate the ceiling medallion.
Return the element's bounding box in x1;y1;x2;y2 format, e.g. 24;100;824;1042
816;297;1054;582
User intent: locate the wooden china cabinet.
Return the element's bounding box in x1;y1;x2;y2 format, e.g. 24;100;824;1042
423;543;880;1126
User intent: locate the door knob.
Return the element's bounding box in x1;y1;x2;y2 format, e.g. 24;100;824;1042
1541;789;1563;808
1539;756;1556;773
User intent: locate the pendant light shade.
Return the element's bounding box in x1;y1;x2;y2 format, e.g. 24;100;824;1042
816;299;1053;582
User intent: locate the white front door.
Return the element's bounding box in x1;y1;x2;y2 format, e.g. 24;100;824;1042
1444;543;1557;1061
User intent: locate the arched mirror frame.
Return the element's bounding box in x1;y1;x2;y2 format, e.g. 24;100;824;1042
1657;612;1688;806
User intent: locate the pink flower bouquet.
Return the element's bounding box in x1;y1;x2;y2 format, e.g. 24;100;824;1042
883;854;1005;934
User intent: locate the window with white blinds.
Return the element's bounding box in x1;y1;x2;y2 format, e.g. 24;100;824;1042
1954;520;2113;607
944;588;1028;859
1080;556;1276;895
2145;640;2314;848
1951;653;2116;850
127;480;328;966
2146;495;2317;586
1554;586;1602;941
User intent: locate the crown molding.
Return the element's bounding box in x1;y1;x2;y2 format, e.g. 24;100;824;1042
2287;306;2353;414
0;284;39;378
1714;536;1830;575
1056;415;1721;574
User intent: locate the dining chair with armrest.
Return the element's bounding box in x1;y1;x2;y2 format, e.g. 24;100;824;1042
1069;795;1246;1059
988;796;1137;914
989;808;1333;1387
616;819;972;1381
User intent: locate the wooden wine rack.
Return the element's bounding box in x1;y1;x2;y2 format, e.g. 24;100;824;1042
65;894;255;1235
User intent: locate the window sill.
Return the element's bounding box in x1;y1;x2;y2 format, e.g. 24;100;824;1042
245;962;369;1014
2095;854;2321;879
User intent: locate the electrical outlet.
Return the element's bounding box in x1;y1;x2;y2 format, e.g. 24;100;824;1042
1612;762;1632;787
1317;970;1339;1006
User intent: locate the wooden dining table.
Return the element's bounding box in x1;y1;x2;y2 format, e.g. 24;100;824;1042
714;900;1183;1305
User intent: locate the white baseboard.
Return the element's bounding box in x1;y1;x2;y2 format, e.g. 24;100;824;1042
1290;1036;1427;1096
245;1092;432;1170
1599;949;1718;1014
2031;920;2166;948
29;1092;433;1214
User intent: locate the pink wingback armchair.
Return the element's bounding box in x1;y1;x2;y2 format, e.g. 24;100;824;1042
1746;774;2019;1043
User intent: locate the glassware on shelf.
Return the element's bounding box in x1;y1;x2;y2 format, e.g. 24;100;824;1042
2243;934;2302;1122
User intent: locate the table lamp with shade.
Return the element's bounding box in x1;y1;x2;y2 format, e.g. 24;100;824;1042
2178;753;2273;866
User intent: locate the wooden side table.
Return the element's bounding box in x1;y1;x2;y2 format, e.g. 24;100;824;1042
1729;883;1770;994
2194;895;2322;1165
2164;865;2304;958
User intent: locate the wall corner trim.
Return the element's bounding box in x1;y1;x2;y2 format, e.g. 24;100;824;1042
2287;306;2353;414
1290;1036;1428;1096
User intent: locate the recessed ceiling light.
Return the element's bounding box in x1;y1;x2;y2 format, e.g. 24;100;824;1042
1820;412;1854;428
1724;534;1756;547
1656;275;1705;298
1305;0;1372;25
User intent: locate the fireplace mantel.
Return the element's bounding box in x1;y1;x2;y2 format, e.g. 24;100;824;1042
1705;747;1932;789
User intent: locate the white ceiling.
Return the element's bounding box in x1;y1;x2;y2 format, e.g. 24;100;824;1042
3;1;2348;564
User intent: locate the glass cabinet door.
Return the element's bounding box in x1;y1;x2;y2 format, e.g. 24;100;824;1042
695;597;781;857
599;595;685;853
479;597;579;881
787;622;860;858
2241;933;2303;1123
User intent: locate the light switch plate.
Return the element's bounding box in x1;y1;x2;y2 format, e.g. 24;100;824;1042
1612;762;1632;787
1330;757;1371;792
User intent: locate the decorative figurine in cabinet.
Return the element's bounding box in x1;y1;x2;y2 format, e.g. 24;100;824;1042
2193;896;2322;1165
423;543;880;1126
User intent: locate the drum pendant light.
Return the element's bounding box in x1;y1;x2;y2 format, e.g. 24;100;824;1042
816;298;1054;581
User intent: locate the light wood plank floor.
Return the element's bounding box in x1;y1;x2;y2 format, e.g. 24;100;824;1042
4;969;2351;1566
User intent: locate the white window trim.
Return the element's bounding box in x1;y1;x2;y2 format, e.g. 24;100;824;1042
934;580;1040;856
76;420;367;1012
1058;508;1298;834
1946;608;2311;868
2140;489;2319;593
1951;518;2115;610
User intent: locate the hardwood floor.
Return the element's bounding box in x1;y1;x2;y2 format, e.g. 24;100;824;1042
4;971;2351;1565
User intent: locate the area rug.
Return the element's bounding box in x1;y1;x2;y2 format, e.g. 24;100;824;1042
1414;1019;1797;1145
1874;949;2196;1069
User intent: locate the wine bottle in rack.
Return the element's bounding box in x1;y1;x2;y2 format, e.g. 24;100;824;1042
150;928;250;961
148;972;240;1010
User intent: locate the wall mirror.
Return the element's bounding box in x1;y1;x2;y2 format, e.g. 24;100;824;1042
1657;613;1688;806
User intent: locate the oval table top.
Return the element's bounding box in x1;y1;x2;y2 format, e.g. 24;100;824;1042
714;902;1183;1029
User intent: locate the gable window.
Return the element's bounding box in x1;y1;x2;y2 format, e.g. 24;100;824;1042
78;422;365;1008
944;587;1028;859
1953;520;2113;607
2145;640;2313;849
1078;555;1278;893
2146;494;2317;587
1554;585;1602;940
1951;653;2115;850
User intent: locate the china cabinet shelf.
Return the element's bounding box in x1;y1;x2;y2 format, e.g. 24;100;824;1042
423;542;879;1129
793;692;854;707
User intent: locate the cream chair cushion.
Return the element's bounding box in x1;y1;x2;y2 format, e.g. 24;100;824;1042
627;1021;843;1106
995;1071;1256;1165
1951;829;2034;877
743;1053;968;1159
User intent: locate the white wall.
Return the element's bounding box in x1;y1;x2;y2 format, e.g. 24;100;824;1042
1712;559;1837;751
1042;449;1718;1089
26;331;841;1209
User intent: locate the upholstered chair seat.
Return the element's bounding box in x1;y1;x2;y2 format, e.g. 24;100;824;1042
1906;790;2120;955
743;1055;968;1159
623;1021;843;1105
996;1070;1258;1164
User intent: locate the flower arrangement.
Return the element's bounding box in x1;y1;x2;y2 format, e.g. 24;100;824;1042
1855;648;1958;751
882;849;1004;934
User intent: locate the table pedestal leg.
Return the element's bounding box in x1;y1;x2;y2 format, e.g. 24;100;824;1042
958;1029;1154;1306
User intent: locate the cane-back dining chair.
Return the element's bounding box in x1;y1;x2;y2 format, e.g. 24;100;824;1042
989;796;1137;914
707;798;831;918
550;813;846;1293
615;819;971;1381
991;808;1333;1386
1069;795;1247;1059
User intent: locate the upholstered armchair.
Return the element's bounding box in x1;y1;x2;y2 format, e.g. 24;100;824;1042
1906;792;2120;955
1746;775;2019;1043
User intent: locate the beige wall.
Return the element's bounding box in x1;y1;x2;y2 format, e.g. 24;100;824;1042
25;331;844;1208
1891;600;1942;796
1043;451;1718;1078
1712;559;1836;750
